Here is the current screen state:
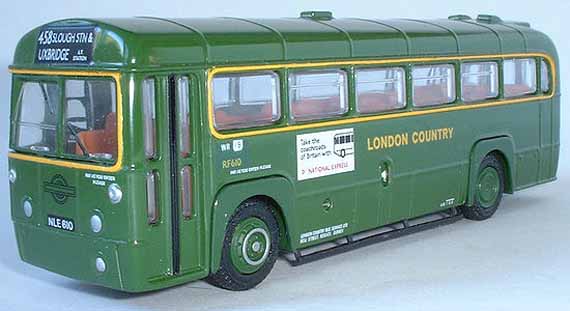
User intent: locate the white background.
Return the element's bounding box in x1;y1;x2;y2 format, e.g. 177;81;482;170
0;1;568;310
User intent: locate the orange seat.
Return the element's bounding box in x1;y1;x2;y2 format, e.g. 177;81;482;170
75;113;117;157
462;85;493;102
504;84;534;97
214;103;274;129
357;92;398;113
414;85;451;107
291;96;341;117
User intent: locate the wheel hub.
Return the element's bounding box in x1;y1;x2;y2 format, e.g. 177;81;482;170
230;217;271;274
477;166;500;208
252;241;261;252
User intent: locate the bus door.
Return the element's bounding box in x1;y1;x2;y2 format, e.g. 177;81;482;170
149;74;203;275
168;74;204;274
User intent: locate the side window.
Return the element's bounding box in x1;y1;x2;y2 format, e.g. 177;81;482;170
541;59;551;93
289;70;348;121
461;62;499;103
212;72;280;131
356;67;406;113
503;58;536;98
412;64;456;107
142;78;157;159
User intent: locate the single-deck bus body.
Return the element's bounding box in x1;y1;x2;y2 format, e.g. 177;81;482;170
8;12;559;292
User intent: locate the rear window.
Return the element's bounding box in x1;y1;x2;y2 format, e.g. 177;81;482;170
503;58;536;98
289;70;348;121
412;64;456;107
212;72;281;131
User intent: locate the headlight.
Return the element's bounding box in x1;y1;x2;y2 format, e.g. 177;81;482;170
90;215;102;233
95;257;106;273
9;169;16;184
108;183;122;204
23;199;32;218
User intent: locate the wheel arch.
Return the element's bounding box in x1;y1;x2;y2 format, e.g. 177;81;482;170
209;175;296;274
467;136;515;206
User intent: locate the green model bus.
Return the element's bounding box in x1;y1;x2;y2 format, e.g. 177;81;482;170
8;11;559;292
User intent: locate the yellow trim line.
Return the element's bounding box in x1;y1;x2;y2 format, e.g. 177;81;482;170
207;52;557;140
8;69;123;173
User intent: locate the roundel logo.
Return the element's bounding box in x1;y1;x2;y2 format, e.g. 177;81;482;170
43;174;76;204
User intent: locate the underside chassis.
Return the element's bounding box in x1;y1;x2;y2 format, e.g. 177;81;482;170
284;207;462;266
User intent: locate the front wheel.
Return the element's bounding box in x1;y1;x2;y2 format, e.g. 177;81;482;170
461;154;505;221
207;200;280;291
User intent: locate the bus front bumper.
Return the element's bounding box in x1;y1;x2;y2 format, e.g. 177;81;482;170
13;221;209;292
14;221;132;292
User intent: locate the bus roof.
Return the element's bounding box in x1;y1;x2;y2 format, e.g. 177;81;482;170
12;12;558;69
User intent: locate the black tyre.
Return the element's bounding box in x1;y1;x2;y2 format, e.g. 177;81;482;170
461;153;505;221
207;199;280;291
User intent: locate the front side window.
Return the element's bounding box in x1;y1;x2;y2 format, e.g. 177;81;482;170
64;79;117;160
412;64;456;107
212;72;280;130
16;81;60;153
289;70;348;121
356;67;406;113
503;58;537;98
461;62;499;103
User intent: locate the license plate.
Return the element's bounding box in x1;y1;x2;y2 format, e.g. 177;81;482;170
47;215;75;232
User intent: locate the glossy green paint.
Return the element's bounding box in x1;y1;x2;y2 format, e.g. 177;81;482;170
12;15;560;69
9;14;560;292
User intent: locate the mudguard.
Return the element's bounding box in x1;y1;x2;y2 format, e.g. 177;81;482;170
209;176;295;273
467;136;515;206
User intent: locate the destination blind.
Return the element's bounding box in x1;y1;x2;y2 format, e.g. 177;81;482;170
35;26;95;65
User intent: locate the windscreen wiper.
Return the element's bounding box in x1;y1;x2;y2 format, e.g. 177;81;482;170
67;123;89;156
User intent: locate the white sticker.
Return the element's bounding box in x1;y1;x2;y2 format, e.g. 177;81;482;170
220;143;231;152
229;164;272;175
299;222;349;244
296;128;355;181
232;139;243;152
84;172;115;187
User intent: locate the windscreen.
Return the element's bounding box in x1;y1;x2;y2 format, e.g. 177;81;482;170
15;81;60;153
14;77;118;162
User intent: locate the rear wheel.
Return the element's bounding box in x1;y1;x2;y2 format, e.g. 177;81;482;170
462;154;505;221
207;200;280;291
